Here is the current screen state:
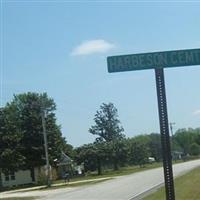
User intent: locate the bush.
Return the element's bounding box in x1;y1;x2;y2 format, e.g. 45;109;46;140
189;143;200;156
37;171;47;185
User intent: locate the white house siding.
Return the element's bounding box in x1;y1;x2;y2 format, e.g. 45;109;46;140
0;166;49;187
1;170;33;187
34;167;39;183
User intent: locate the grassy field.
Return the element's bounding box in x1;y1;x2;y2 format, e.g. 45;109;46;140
144;167;200;200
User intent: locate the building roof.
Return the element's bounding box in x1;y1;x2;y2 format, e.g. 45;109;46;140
57;151;73;166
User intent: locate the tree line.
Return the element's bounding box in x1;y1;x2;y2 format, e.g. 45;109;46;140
1;92;200;177
74;102;200;175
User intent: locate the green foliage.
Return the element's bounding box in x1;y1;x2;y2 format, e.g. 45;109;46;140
128;135;150;166
75;143;100;173
193;128;200;146
18;93;56;167
173;128;200;156
0;92;72;173
189;143;200;156
37;170;47;185
2;93;200;178
89;103;124;142
106;139;128;170
148;133;162;161
0;106;25;172
89;103;126;171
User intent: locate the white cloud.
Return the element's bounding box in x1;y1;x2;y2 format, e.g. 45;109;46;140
71;39;115;56
193;109;200;116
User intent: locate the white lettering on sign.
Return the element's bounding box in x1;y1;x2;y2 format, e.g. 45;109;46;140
139;55;145;66
158;53;168;66
195;50;200;61
178;51;185;64
170;52;178;65
185;52;194;63
118;57;124;71
123;56;131;68
132;55;139;66
153;54;160;66
108;48;200;72
146;54;153;66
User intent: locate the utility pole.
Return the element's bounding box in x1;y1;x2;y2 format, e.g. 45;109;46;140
169;122;176;161
41;109;51;187
169;122;176;137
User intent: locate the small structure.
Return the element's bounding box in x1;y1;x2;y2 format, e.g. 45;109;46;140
0;168;40;188
56;152;74;179
56;152;84;179
172;151;184;160
0;165;52;188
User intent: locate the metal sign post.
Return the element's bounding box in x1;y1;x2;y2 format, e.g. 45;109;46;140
155;68;175;200
107;48;200;200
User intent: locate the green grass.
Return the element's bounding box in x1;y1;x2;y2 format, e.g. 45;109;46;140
54;162;162;185
6;162;162;193
144;167;200;200
1;160;193;193
41;162;161;190
100;162;162;177
3;197;36;200
16;163;162;193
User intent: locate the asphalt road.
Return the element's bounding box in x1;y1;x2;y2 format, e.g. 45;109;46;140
1;159;200;200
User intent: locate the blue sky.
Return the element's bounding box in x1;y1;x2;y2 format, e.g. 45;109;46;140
1;1;200;147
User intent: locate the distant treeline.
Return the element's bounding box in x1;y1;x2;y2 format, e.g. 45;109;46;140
1;93;200;176
74;128;200;175
74;103;200;175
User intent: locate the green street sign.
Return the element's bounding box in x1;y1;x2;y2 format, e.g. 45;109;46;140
107;48;200;73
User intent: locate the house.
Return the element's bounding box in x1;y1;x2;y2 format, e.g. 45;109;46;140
56;152;74;178
0;165;52;188
56;152;84;178
0;152;84;188
0;168;40;188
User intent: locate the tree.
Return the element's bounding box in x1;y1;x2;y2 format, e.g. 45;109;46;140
193;128;200;146
89;103;125;170
174;129;196;155
106;139;128;170
148;133;162;161
0;92;71;181
74;143;106;175
93;141;108;175
75;144;96;172
189;143;200;156
128;135;150;167
89;103;124;142
0;107;25;172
